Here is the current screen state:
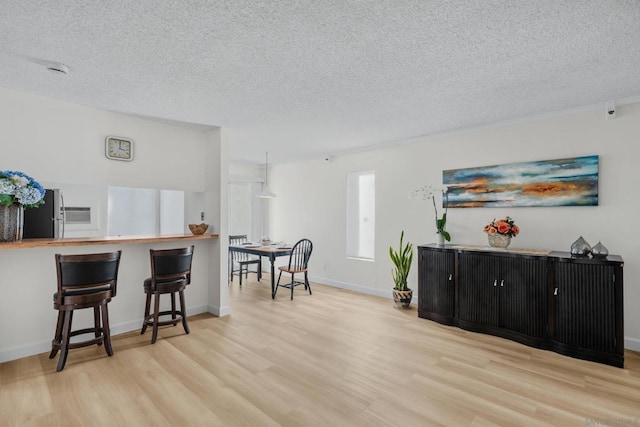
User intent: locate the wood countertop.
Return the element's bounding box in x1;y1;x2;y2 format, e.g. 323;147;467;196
0;233;219;250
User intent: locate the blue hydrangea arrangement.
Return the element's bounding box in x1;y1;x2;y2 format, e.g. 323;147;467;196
0;170;46;208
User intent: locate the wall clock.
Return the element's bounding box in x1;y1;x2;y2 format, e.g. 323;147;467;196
105;136;134;161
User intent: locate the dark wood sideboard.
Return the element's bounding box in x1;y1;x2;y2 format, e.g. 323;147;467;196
418;244;624;368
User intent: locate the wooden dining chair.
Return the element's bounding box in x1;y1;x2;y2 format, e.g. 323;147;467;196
275;239;313;300
229;234;262;285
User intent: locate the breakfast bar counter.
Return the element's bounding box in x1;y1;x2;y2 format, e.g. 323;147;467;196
0;233;224;365
0;233;218;250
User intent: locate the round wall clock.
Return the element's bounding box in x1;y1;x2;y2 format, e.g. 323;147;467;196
105;136;134;161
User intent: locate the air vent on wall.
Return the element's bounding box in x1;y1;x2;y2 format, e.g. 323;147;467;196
64;207;91;224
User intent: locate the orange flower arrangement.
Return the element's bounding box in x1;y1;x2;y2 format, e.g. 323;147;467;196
484;216;519;237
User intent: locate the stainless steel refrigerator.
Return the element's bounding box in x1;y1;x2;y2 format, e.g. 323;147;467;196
23;189;64;239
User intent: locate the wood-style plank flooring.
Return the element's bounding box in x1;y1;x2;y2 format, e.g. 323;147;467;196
2;276;640;426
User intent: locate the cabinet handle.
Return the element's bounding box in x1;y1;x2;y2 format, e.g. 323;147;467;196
554;287;558;296
493;279;497;287
500;280;504;287
449;274;452;281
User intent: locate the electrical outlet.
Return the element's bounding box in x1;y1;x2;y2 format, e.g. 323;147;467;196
201;212;205;221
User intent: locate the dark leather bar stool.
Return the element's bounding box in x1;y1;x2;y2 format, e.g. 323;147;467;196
49;251;122;372
141;246;194;344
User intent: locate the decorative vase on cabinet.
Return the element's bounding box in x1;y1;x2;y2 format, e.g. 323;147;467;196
0;204;24;242
591;241;609;258
570;235;591;256
487;233;511;249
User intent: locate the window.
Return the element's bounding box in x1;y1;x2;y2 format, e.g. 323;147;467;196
228;180;263;241
346;171;375;260
107;186;184;236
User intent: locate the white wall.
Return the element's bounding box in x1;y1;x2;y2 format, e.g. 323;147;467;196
0;239;215;363
229;163;269;242
204;127;229;316
0;88;208;191
0;87;228;362
268;103;640;351
229;163;263;180
0;84;219;237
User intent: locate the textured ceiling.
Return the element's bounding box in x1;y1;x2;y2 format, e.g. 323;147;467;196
1;1;640;165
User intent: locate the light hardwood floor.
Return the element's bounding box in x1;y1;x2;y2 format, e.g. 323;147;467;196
2;276;640;426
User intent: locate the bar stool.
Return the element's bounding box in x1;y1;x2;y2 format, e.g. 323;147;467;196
141;246;194;344
49;251;122;372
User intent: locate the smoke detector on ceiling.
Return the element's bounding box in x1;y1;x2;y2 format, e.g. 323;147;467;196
46;63;69;76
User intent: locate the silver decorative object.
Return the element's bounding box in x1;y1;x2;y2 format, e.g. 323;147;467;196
591;241;609;258
570;236;591;256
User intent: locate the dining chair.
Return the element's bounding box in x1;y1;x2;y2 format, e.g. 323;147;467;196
49;250;122;371
141;246;194;344
275;238;313;300
229;234;262;285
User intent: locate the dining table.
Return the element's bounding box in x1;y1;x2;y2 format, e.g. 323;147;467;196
228;244;292;299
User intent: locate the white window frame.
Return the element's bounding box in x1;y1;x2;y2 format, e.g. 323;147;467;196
346;170;375;261
228;177;263;242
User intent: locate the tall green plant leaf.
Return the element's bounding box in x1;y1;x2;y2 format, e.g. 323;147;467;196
389;230;413;290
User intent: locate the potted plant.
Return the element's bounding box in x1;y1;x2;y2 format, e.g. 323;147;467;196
483;216;519;249
408;184;450;246
389;230;414;308
0;170;45;242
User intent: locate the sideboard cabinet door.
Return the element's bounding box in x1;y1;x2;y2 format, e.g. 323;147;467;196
418;247;455;324
458;252;547;339
553;262;618;354
500;256;547;338
457;252;500;327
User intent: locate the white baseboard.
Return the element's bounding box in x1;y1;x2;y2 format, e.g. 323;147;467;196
2;285;637;363
308;275;417;303
0;342;52;364
308;275;390;298
0;304;214;364
625;337;640;352
188;304;211;317
209;304;230;317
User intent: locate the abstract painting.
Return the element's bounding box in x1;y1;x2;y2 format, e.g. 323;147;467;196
443;155;598;207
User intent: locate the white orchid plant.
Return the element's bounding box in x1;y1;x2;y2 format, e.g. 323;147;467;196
408;184;450;242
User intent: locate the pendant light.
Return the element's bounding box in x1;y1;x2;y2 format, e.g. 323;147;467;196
259;151;276;198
